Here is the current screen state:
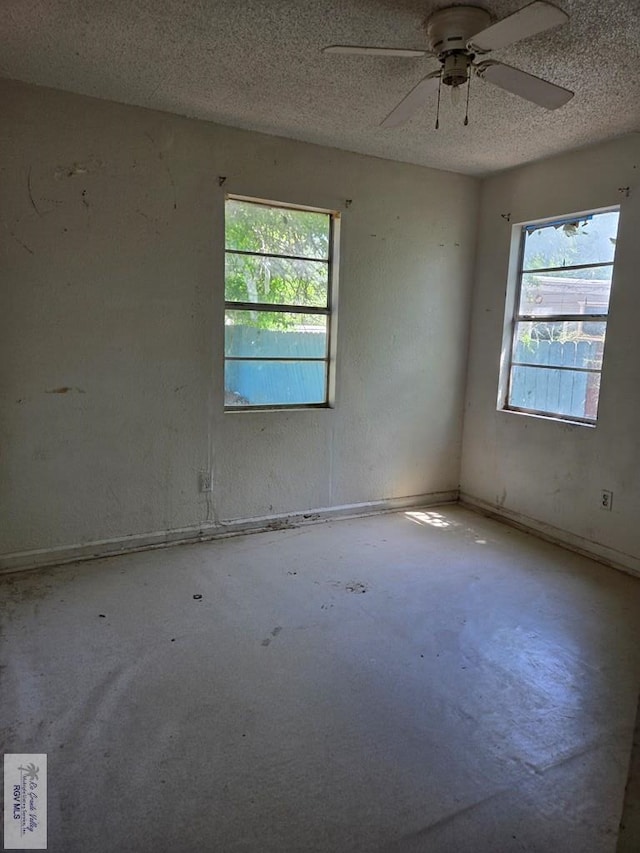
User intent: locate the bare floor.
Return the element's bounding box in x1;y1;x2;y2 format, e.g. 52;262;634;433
2;505;640;853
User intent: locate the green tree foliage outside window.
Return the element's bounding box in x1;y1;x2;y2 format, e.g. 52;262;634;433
225;199;331;328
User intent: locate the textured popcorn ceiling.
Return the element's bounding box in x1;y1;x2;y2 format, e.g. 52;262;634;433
0;0;639;175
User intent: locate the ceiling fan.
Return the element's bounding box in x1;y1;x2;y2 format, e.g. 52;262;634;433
322;1;573;128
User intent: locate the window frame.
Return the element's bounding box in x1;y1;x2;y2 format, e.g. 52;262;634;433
223;194;340;411
501;206;620;426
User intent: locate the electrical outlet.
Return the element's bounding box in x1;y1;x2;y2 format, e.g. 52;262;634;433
600;489;613;511
199;471;212;493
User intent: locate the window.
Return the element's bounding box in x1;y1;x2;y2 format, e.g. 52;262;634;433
502;207;620;424
224;196;338;409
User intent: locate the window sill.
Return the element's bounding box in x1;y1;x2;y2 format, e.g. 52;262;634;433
224;404;333;413
499;406;597;428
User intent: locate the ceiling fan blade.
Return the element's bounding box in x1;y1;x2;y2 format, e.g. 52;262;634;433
468;1;569;52
381;72;441;128
322;45;428;57
476;61;573;109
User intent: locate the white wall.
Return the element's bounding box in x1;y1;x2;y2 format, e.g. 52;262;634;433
0;79;479;566
461;135;640;574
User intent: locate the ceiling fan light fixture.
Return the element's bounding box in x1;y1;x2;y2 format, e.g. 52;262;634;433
441;53;471;88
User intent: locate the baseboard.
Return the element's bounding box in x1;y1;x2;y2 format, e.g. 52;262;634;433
0;490;458;575
460;492;640;579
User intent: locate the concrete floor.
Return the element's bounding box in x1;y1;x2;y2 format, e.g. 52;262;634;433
2;505;640;853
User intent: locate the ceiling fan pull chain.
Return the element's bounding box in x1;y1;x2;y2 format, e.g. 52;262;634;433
464;72;471;126
435;74;442;130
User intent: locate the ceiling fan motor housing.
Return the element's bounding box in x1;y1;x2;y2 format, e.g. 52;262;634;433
426;6;491;57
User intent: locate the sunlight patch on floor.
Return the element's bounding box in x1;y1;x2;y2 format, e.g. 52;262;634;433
404;510;452;528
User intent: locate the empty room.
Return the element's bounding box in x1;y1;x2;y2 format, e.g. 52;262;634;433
1;1;640;851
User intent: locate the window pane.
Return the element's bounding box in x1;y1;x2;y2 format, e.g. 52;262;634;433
513;321;605;369
225;311;327;358
225;252;328;307
225;199;330;259
509;365;601;421
225;360;327;406
522;210;619;270
518;268;612;317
